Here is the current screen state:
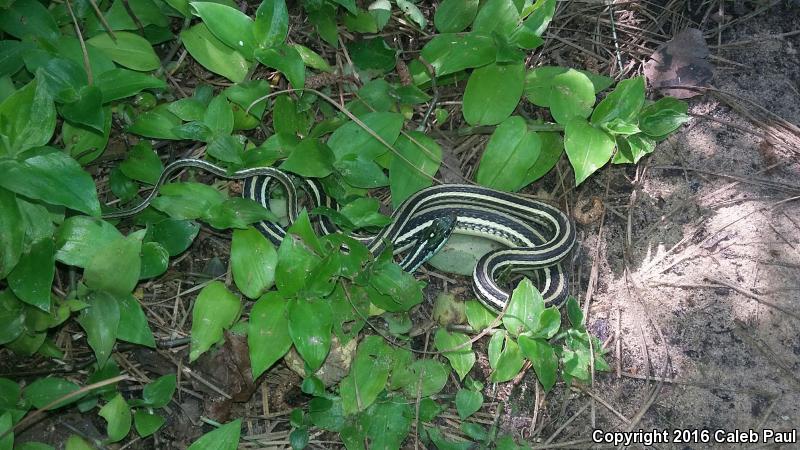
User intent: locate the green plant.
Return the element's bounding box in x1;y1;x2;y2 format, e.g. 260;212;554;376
0;0;686;448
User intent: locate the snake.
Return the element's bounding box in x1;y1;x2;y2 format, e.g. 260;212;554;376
104;159;576;311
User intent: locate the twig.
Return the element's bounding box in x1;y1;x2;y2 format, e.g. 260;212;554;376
65;0;93;85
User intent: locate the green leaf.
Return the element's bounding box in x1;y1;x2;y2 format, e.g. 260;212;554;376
63;108;112;165
465;300;496;331
55;217;122;267
37;58;86;104
78;291;120;367
426;427;472;450
0;151;100;216
338;198;391;229
275;235;321;297
340;336;392;414
0;80;56;156
141;374;177;408
530;307;561;339
128;104;182;140
255;44;305;89
134;411;165;437
566;297;583;329
231;227;277;299
248;292;291;378
420;33;495;77
455;389;483;420
86;31;160;71
23;377;83;410
591;76;646;126
0;290;25;345
334;155;388;188
190;2;255;58
475;116;541;191
225;79;270;118
119;142;163;185
327;112;403;160
503;278;544;336
369;259;424;312
347;38;396;74
434;329;475;380
524;67;596;124
638;97;689;138
254;0;289;48
181;23;250;82
146;219;200;256
489;334;524;382
203;197;276;229
189;281;242;361
368;0;391;30
15;443;55;450
167;98;206;122
389;131;441;208
116;294;156;347
361;399;413;450
99;393;131;442
151;182;226;219
472;0;519;37
307;4;338;47
187;419;241;450
396;0;426;28
280;138;334;178
463;62;524;126
139;240;169;280
288;298;332;372
522;131;563;184
292;44;331;72
0;412;12;450
520;0;556;36
613;133;655;164
564;119;615;185
519;335;557;392
206;135;244;163
0;40;28;77
60;86;104;133
65;436;93;450
85;231;143;296
204;95;235;137
7;238;54;311
434;0;479;32
0;190;24;279
0;0;59;42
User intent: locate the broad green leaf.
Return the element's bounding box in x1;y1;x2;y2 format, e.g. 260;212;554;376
524;67;596;124
65;436;93;450
638;97;689;138
369;259;424;312
475;116;541;191
63;108;112;164
119;142;163;184
463;62;524;126
190;2;255;58
420;33;495;77
455;389;483;419
0;0;59;41
287;298;332;372
292;44;331;72
145;219;200;256
37;58;86;104
87;32;160;71
0;80;56;156
7;238;54;311
181;23;250;82
502;278;544;336
389;131;441;208
85;231;143;296
206;135;244;162
434;0;479;32
139;241;169;280
338;197;391;229
0;151;100;216
141;374;177;408
520;0;556;36
187;419;241;450
358;399;412;449
128;104;182;139
275;233;321;297
203;197;276;229
0;40;28;77
55;217;122;267
225;79;270;118
204;95;235;137
522;131;563;184
368;0;391;30
255;44;305;89
231;227;277;299
564;120;615;185
0;189;23;279
134;411;165;437
248;292;291;378
0;290;25;345
99;393;131;442
0;412;11;450
519;335;558;392
434;329;475;380
489;334;524;382
189;281;241;361
530;306;560;339
15;443;55;450
591;76;646;126
326;112;403;160
426;427;472;450
340;336;392;414
396;0;426;28
333;155;388;188
307;4;338;47
167;98;206;122
347;38;397;74
151;182;226;219
23;377;83;410
566;297;583;329
254;0;289;48
472;0;519;37
60;86;105;133
116;294;156;347
280;138;334;178
613;133;656;164
78;291;120;367
465;300;496;331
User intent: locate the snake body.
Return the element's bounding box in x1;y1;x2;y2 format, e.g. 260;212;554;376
105;159;576;311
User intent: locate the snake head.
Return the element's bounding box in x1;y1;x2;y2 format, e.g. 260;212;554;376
398;213;457;272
